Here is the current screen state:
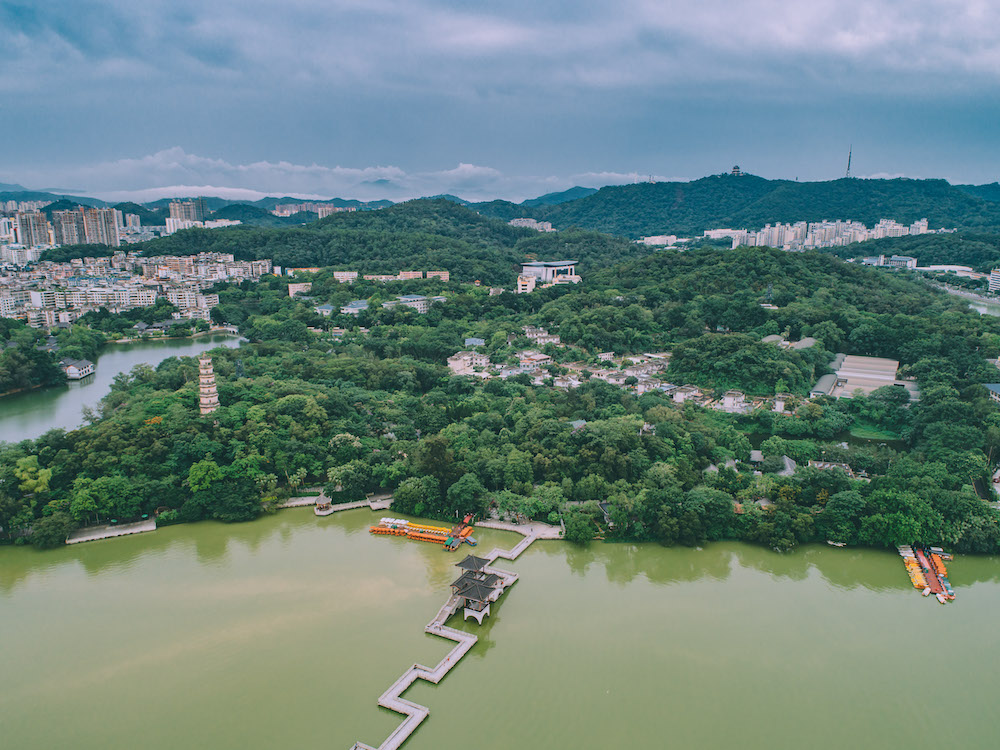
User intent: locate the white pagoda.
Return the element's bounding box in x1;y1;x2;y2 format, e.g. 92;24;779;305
198;355;220;415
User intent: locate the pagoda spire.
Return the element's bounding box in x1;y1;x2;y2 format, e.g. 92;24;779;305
198;355;220;415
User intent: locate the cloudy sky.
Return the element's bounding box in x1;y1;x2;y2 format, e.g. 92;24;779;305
1;0;998;201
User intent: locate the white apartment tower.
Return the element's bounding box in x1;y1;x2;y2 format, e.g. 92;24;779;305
198;355;220;415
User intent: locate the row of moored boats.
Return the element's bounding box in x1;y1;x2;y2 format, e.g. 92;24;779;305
898;545;955;603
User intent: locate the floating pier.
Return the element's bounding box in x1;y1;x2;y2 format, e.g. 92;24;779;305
369;514;476;551
349;522;555;750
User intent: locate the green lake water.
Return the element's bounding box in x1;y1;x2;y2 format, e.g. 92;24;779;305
0;335;241;443
2;509;999;749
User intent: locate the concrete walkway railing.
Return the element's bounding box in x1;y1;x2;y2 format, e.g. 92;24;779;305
349;522;552;750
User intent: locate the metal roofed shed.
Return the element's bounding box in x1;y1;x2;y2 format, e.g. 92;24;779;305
810;373;838;397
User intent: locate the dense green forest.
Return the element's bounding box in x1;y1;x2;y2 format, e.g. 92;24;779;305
473;176;1000;238
4;239;1000;554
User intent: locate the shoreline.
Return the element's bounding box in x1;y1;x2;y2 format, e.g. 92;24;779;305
932;282;1000;306
0;331;241;402
106;328;240;344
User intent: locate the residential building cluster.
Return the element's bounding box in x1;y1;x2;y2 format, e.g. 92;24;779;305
706;218;952;251
1;206;128;248
315;294;447;317
508;218;555;232
272;202;358;217
0;251;271;327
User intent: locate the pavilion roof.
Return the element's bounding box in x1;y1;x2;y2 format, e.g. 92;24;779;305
452;572;501;591
457;582;495;603
455;555;490;572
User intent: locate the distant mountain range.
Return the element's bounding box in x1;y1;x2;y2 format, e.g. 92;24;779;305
4;175;1000;236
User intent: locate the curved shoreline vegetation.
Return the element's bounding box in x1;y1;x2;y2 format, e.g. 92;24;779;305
3;233;1000;554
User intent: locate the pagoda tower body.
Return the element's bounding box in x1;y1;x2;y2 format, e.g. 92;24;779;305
198;355;220;415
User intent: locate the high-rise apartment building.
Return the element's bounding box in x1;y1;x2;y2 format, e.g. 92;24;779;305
169;198;207;222
16;212;51;247
81;207;121;247
52;210;87;245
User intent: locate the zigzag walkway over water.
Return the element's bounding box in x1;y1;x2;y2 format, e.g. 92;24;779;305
350;522;558;750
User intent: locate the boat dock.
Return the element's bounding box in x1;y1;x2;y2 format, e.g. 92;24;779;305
349;523;557;750
65;519;157;545
898;545;955;603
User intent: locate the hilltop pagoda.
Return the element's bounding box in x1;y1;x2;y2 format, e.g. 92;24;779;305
198;355;220;415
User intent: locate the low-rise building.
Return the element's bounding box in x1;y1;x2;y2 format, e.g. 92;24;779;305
516;275;537;294
59;358;94;379
447;350;490;375
523;325;560;345
340;300;369;315
517;350;552;371
382;294;446;314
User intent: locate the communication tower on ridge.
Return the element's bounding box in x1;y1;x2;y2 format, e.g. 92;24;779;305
845;146;853;179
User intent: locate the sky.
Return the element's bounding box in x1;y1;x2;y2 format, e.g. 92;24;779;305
1;0;998;202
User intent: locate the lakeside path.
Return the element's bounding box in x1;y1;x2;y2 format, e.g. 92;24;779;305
931;282;1000;306
277;490;393;511
350;520;561;750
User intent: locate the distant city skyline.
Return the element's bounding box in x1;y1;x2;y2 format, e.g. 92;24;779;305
2;1;998;201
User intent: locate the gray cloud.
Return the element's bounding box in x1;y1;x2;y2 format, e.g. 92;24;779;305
11;147;671;202
1;1;998;186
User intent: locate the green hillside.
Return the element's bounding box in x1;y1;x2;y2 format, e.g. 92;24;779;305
210;203;319;227
77;200;537;284
475;175;1000;238
957;183;1000;203
113;202;167;226
41;199;638;284
521;185;597;207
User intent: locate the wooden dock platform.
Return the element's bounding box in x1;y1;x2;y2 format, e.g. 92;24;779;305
349;524;550;750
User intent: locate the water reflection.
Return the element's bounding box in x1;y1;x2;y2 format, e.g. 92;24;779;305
3;510;999;600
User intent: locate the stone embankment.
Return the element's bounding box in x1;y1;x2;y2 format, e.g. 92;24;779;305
66;519;157;544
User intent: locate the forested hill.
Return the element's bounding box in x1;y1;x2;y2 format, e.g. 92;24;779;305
67;199;641;284
473;175;1000;238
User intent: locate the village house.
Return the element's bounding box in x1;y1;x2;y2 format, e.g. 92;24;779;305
447;350;490;375
517;350;552;372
